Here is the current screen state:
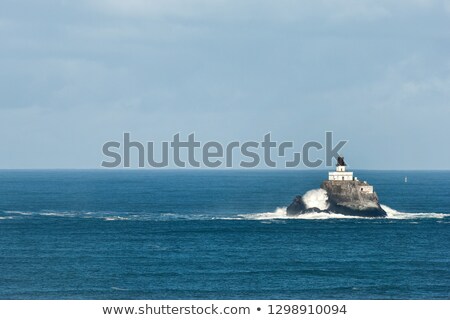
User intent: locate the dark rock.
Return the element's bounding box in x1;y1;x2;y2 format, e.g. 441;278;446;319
286;181;387;218
322;180;386;217
286;195;306;216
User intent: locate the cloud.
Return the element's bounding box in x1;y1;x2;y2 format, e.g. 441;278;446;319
83;0;392;21
83;0;447;22
0;0;449;168
85;0;227;18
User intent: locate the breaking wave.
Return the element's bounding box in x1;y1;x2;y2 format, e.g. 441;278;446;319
235;207;352;220
1;206;448;222
381;205;448;220
302;189;329;210
236;205;450;220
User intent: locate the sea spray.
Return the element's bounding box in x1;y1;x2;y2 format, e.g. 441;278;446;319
237;204;450;220
381;205;448;219
302;189;329;210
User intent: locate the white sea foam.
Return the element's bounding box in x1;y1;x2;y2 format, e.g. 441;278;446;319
3;201;448;222
381;205;449;220
235;205;449;221
103;216;129;221
111;287;129;291
236;207;356;220
39;212;76;217
302;188;329;210
4;211;33;215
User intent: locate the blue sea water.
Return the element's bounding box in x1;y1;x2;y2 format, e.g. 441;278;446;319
0;170;449;299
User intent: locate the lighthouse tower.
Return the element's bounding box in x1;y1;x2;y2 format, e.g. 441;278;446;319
328;156;354;181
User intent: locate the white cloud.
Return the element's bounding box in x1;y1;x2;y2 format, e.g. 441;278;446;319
83;0;390;21
1;0;450;168
83;0;445;21
85;0;228;18
402;77;450;96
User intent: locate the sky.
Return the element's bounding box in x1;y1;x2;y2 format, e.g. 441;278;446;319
0;0;449;169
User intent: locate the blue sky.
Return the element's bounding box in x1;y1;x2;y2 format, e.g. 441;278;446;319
0;0;449;169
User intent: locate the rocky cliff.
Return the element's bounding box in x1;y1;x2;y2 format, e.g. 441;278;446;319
286;180;387;218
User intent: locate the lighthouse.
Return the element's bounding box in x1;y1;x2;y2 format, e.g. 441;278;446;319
287;155;384;217
328;156;354;181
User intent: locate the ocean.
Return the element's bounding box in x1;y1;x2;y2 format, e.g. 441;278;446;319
0;170;449;299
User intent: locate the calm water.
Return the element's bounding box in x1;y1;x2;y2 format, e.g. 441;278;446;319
0;170;449;299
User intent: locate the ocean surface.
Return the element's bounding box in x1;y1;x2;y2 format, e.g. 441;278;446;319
0;170;449;299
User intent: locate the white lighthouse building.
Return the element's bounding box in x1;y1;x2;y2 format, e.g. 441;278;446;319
328;156;374;194
328;156;353;181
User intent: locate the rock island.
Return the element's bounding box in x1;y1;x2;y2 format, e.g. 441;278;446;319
286;157;387;217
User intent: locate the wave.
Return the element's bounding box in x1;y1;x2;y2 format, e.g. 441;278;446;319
4;210;33;216
1;206;448;222
302;189;329;210
103;216;130;221
39;212;77;217
235;207;354;220
381;205;449;220
111;287;129;291
235;205;450;220
0;210;220;222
